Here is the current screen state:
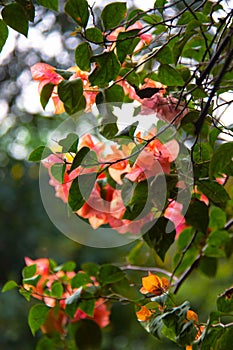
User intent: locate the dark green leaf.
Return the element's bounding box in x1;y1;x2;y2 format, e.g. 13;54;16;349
28;146;52;161
59;133;79;153
28;304;49;336
58;79;86;115
23;275;41;287
75;42;92;71
0;19;8;52
35;336;56;350
204;230;230;258
71;272;92;289
122;179;150;220
156;46;173;64
185;199;209;233
217;287;233;313
64;0;89;28
209;142;233;179
101;2;127;31
68;172;97;211
197;180;230;209
50;163;65;183
89;52;121;88
199;256;217;277
143;217;176;262
116;29;140;63
2;280;18;293
74;319;102;350
81;262;99;277
85;27;103;43
105;85;124;104
36;0;58;11
79;293;95;316
158;64;184;86
99;122;118;139
98;264;125;286
40;83;54;110
16;0;35;22
2;3;29;37
55;69;73;80
23;264;37;278
115;121;138;139
217;327;233;350
111;277;143;302
70;147;90;172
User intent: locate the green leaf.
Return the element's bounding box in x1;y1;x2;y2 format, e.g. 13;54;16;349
51;281;63;298
71;272;92;289
116;29;140;63
81;262;99;277
16;0;35;22
58;79;86;115
209;207;226;230
50;163;65;183
35;336;57;350
70;147;90;172
115;121;139;139
68;172;97;211
197;180;230;209
105;85;124;104
60;261;76;272
111;277;143;302
19;287;31;301
98;264;125;286
122;179;150;220
59;133;79;153
54;69;73;80
101;2;127;31
2;280;18;293
28;304;49;336
127;241;150;265
217;286;233;313
23;275;41;287
79;293;95;317
177;11;209;25
28;146;52;161
217;327;233;350
2;3;29;37
64;0;89;28
74;319;102;350
22;264;37;278
158;64;185;86
89;52;121;88
36;0;58;11
85;27;103;44
185;199;209;233
156;46;173;64
0;20;8;52
40;83;54;109
199;256;217;277
204;230;230;258
75;42;92;71
143;217;176;262
209;142;233;179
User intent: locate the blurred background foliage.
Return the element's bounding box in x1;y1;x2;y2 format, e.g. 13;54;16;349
0;1;232;349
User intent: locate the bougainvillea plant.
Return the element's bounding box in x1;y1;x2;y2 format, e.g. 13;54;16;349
1;0;233;349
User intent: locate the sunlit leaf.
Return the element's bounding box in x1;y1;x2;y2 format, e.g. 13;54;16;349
28;304;49;336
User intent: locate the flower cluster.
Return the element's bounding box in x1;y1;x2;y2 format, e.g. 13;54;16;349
23;257;110;335
43;130;186;235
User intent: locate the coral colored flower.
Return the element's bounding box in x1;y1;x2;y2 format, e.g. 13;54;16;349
141;94;188;124
164;200;187;236
136;306;153;321
31;63;63;93
185;311;205;350
41;309;68;335
73;298;110;328
140;272;170;295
